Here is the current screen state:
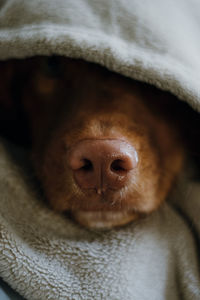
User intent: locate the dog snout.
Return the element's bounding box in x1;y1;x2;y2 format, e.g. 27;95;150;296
68;139;138;193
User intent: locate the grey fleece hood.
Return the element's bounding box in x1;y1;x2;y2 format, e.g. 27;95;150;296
0;0;200;111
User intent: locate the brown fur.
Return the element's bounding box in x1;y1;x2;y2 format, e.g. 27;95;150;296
0;57;186;228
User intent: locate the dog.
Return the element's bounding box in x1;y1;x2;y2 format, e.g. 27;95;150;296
1;56;195;229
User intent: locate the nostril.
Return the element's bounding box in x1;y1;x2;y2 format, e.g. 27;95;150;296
110;155;135;175
111;159;126;173
80;159;93;171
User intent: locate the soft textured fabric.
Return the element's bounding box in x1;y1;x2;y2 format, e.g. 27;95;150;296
0;0;200;299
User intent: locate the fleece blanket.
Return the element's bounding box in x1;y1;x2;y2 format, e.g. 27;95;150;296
0;0;200;299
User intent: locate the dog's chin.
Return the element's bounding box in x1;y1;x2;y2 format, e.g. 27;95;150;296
71;210;139;229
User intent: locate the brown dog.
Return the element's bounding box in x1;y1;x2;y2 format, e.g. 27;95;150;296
0;57;185;229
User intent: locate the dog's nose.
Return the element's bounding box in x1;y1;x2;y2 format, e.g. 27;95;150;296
68;139;138;193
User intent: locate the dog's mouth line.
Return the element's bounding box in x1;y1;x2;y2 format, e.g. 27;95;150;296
67;191;142;212
74;187;131;201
